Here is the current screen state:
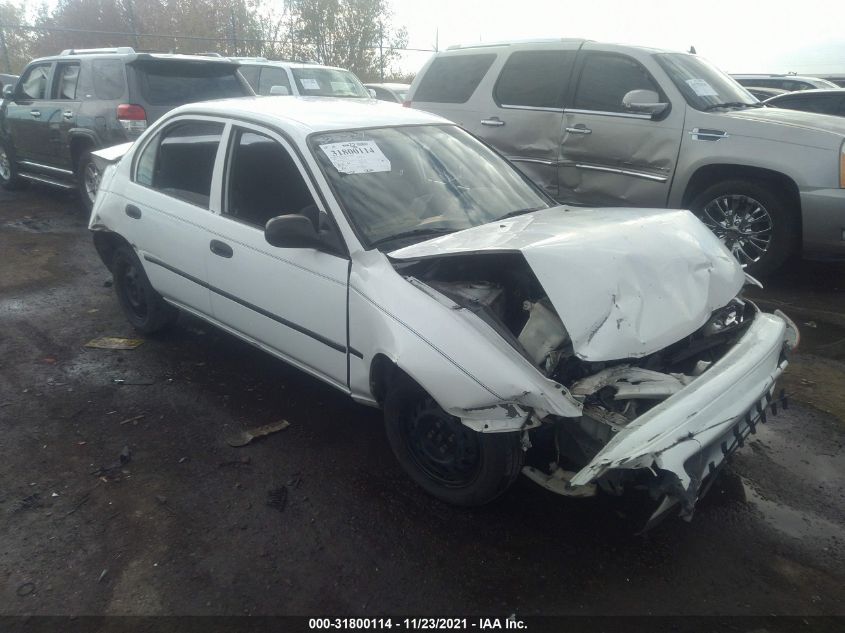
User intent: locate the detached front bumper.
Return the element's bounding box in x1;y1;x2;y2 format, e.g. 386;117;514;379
568;310;796;521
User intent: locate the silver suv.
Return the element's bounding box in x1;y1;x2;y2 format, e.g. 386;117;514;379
408;40;845;275
233;57;369;98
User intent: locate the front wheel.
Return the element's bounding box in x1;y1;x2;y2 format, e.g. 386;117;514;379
112;245;178;334
384;380;524;506
689;179;799;277
0;139;24;190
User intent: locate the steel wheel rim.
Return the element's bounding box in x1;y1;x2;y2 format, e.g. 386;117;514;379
0;147;10;181
120;261;148;319
698;194;773;266
84;162;101;202
403;400;481;488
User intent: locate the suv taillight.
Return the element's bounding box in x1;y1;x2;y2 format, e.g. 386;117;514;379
117;104;147;135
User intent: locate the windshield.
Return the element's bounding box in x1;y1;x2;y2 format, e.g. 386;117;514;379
291;67;369;98
655;53;758;111
310;125;551;249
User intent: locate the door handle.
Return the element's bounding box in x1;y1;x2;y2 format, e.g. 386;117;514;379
481;117;505;127
210;239;234;258
30;110;41;117
125;204;142;219
565;125;591;135
63;110;74;119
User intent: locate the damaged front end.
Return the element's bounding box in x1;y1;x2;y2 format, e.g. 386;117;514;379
391;229;798;527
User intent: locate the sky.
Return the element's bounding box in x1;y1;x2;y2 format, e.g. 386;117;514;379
389;0;845;77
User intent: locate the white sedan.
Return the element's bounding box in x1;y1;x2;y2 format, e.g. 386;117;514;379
89;97;798;528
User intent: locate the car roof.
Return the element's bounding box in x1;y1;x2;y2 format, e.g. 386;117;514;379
173;96;450;136
31;49;237;65
238;59;349;72
766;88;845;100
732;74;830;81
439;38;670;55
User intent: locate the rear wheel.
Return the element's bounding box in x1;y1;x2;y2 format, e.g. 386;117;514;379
689;179;798;277
0;139;23;190
384;379;524;506
112;245;177;334
77;150;100;212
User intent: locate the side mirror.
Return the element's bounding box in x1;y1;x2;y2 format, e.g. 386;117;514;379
269;85;290;96
265;214;325;249
367;88;377;98
2;84;14;101
622;89;669;117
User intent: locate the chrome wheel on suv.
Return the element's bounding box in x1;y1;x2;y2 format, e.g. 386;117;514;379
698;194;773;267
84;161;100;203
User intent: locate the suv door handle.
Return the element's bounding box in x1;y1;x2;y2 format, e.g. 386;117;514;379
481;117;505;127
30;110;41;117
125;204;142;219
63;110;74;119
210;239;233;258
565;126;592;135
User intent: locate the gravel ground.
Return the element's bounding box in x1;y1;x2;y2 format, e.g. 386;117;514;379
1;186;843;621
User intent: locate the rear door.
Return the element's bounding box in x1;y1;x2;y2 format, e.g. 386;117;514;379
6;62;53;163
474;47;578;199
42;61;82;171
559;48;683;207
120;116;225;316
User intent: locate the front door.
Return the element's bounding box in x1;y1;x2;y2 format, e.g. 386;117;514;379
559;50;683;207
5;62;53;163
205;124;349;390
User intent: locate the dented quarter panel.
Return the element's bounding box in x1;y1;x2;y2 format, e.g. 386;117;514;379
347;250;581;428
569;310;788;490
390;206;745;362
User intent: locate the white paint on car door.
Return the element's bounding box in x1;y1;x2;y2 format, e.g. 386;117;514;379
204;124;349;390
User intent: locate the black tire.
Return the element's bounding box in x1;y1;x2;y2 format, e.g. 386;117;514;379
76;150;100;212
689;179;799;277
384;379;524;506
0;138;24;190
112;245;178;334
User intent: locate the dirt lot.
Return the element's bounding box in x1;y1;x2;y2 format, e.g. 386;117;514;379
1;186;844;620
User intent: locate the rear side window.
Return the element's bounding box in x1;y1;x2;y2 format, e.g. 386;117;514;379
92;59;126;100
135;120;224;209
573;53;661;113
258;67;291;95
238;65;260;91
54;63;80;99
19;64;50;100
414;54;496;103
133;62;246;106
494;50;576;109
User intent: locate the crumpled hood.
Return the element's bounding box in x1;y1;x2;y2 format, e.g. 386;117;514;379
389;206;745;362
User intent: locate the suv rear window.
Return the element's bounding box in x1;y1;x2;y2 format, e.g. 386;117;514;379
414;54;496;103
133;61;247;106
494;50;575;109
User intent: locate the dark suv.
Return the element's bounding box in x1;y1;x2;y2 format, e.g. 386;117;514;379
0;47;253;209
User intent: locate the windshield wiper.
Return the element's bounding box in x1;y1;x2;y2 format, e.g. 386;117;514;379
496;206;544;221
703;101;762;111
369;227;456;249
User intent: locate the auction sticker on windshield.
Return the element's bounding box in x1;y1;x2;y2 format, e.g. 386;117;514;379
300;78;320;90
686;78;719;97
319;141;391;174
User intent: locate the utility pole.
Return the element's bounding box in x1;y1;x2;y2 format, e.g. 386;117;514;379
0;23;10;73
230;8;237;56
379;22;384;81
125;0;140;49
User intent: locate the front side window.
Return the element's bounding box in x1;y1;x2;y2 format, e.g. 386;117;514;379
225;128;317;229
258;67;291;96
135;120;224;209
54;63;80;100
573;53;662;113
413;54;496;103
310;125;551;249
291;67;368;98
494;50;576;109
19;64;51;100
656;53;758;111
